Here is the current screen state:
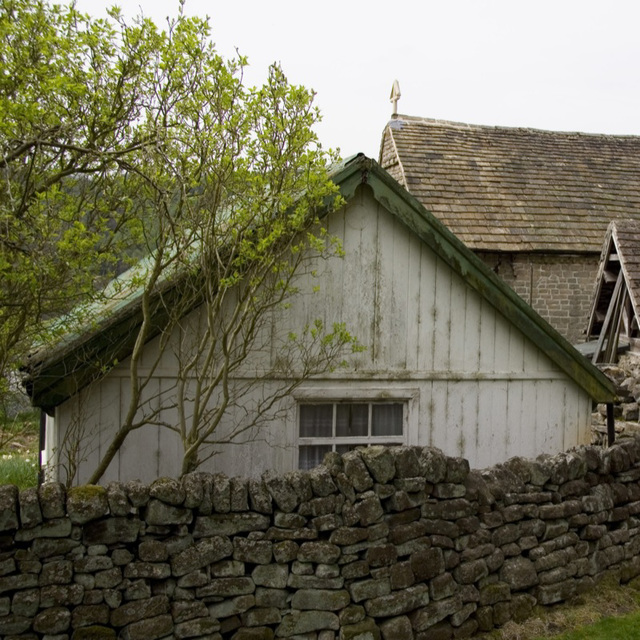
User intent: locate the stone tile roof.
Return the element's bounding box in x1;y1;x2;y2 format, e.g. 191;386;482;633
380;115;640;253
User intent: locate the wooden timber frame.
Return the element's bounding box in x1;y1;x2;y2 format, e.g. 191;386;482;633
586;220;640;365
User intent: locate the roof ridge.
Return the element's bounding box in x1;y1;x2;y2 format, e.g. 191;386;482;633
390;114;640;140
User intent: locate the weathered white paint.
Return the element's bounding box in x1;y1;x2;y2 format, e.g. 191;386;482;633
50;185;593;484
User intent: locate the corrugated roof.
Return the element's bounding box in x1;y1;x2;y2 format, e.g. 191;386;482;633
380;115;640;253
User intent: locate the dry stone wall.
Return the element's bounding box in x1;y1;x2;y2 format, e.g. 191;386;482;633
3;439;640;639
592;355;640;444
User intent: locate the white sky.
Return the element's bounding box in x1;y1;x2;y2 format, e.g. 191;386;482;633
76;0;640;159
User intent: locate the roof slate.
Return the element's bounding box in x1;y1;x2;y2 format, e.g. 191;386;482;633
380;115;640;253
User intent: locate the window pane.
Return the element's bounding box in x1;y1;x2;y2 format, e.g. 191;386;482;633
371;403;403;436
336;404;368;437
299;445;332;470
299;404;333;437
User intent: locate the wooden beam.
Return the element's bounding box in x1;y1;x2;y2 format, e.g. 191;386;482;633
603;288;625;363
592;270;624;364
603;269;619;283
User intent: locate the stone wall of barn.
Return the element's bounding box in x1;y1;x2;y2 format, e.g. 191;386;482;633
478;252;597;344
2;439;640;639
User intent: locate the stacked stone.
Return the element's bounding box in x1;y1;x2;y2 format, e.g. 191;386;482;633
2;439;640;639
592;354;640;442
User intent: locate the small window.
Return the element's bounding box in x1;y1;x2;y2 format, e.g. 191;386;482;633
298;402;405;470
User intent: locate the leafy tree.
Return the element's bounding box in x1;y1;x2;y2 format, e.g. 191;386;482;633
6;0;359;482
1;0;154;406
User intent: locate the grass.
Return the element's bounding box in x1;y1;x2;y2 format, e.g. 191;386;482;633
0;409;39;489
0;452;38;489
538;611;640;639
479;575;640;639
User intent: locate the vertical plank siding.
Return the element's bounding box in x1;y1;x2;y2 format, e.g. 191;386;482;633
54;186;594;482
344;198;377;370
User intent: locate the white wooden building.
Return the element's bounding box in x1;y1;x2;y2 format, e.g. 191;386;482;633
24;155;615;485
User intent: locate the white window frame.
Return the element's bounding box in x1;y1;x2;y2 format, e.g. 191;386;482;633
293;387;419;470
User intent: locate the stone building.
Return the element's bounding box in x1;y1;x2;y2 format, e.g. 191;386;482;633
379;115;640;343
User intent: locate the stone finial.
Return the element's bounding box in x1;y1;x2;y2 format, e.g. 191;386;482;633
390;79;401;116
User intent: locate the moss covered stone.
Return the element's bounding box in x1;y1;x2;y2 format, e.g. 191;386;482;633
72;626;116;640
38;482;66;519
0;484;18;532
67;485;109;524
340;617;381;640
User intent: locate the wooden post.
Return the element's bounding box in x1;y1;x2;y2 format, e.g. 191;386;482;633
607;403;615;447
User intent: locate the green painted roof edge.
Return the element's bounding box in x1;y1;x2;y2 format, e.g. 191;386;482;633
344;154;615;403
25;153;616;409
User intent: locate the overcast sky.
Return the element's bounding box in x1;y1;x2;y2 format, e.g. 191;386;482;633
76;0;640;159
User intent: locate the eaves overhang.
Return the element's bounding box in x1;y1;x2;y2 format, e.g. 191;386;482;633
24;153;617;410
